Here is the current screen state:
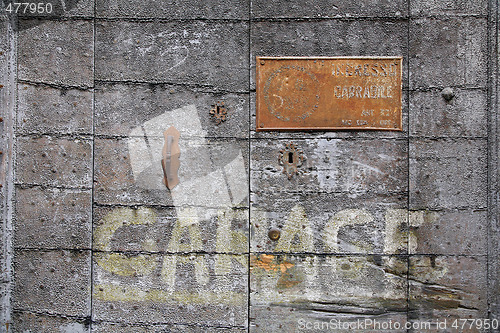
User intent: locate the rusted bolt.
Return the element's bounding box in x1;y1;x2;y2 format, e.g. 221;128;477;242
268;227;281;241
259;123;264;128
260;59;265;65
0;117;3;122
441;87;454;101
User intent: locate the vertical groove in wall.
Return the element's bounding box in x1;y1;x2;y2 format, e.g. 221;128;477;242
487;0;499;328
89;0;96;331
247;1;252;332
0;14;17;333
406;0;411;329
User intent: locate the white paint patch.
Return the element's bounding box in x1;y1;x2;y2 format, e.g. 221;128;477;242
127;103;248;217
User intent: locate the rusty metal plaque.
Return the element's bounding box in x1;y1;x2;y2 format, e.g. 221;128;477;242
256;57;403;131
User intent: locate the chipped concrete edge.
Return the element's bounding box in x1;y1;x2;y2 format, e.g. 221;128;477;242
0;14;16;333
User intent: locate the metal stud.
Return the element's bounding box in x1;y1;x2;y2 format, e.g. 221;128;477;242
268;227;281;241
441;87;455;101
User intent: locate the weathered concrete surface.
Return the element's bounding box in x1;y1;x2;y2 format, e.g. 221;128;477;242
251;192;407;254
0;13;15;332
250;254;407;332
409;17;487;89
2;0;499;331
96;0;249;19
410;0;488;17
18;19;94;87
409;88;487;138
93;322;246;332
95;21;249;92
252;0;408;18
95;137;248;206
93;206;248;254
409;139;487;210
489;0;500;321
95;83;249;139
409;256;488;323
17;83;93;135
93;252;248;326
13;250;91;316
15;136;92;188
15;186;92;249
409;209;487;256
251;20;409;90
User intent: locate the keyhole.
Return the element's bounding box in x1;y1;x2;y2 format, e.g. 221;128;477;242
288;152;294;163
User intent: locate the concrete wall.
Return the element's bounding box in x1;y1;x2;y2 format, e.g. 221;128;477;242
0;0;499;332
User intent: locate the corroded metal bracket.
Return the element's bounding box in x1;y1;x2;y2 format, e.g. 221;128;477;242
161;126;180;190
209;101;228;124
278;143;304;179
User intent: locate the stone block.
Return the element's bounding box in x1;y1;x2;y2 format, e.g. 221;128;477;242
251;20;408;90
96;0;248;19
93;205;248;254
251;138;408;195
95;21;249;92
12;311;90;333
93;322;246;332
13;250;91;316
252;0;407;19
409;88;487;138
250;92;410;140
16;136;92;188
92;253;247;326
18;20;93;87
250;254;407;331
95;137;248;207
95;83;249;139
250;191;408;254
17;83;93;135
409;209;487;256
410;0;487;17
409;139;487;210
14;186;91;249
409;18;487;89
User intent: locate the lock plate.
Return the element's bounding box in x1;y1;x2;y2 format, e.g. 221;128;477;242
256;56;402;131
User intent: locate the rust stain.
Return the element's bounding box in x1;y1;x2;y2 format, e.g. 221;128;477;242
256;56;403;131
250;254;294;273
277;270;303;289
